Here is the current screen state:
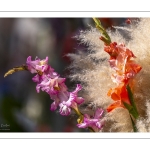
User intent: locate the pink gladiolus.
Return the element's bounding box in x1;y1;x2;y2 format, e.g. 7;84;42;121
50;98;60;111
26;56;85;117
50;91;69;111
77;108;104;131
36;76;67;94
58;84;84;116
59;102;72;116
26;56;49;74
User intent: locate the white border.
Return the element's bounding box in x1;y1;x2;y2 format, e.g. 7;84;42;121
0;0;150;143
0;133;150;138
1;138;149;150
0;0;149;11
0;11;150;18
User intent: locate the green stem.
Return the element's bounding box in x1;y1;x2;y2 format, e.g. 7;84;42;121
123;101;139;119
88;127;95;132
130;115;138;132
123;84;139;132
126;84;139;119
72;107;82;116
4;65;28;78
126;85;139;114
92;18;111;45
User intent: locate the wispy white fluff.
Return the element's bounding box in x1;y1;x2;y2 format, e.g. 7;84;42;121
68;18;150;132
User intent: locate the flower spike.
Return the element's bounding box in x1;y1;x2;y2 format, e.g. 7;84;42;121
4;65;28;78
93;17;111;45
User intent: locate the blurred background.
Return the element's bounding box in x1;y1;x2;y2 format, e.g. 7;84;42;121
0;18;127;132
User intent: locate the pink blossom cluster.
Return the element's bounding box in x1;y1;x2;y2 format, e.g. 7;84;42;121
77;108;104;132
26;56;84;116
26;56;104;131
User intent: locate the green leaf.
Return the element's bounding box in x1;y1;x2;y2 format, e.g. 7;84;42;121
126;84;139;118
123;101;139;119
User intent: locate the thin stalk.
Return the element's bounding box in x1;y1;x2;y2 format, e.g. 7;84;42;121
130;115;138;132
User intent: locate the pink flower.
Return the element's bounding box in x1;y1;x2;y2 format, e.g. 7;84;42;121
26;56;85;117
32;74;43;83
77;108;104;131
50;91;69;111
58;84;84;116
26;56;49;74
44;65;58;78
36;76;67;94
50;97;61;111
59;102;72;116
65;84;84;107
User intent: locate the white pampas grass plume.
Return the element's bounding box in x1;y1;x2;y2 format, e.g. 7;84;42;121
68;18;150;132
136;101;150;132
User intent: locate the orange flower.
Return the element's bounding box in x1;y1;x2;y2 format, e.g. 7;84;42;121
125;60;142;79
107;83;131;112
104;42;141;84
104;42;142;112
108;83;130;102
107;100;123;112
104;42;118;59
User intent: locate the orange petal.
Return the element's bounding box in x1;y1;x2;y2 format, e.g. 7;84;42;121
108;84;131;104
107;101;123;112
